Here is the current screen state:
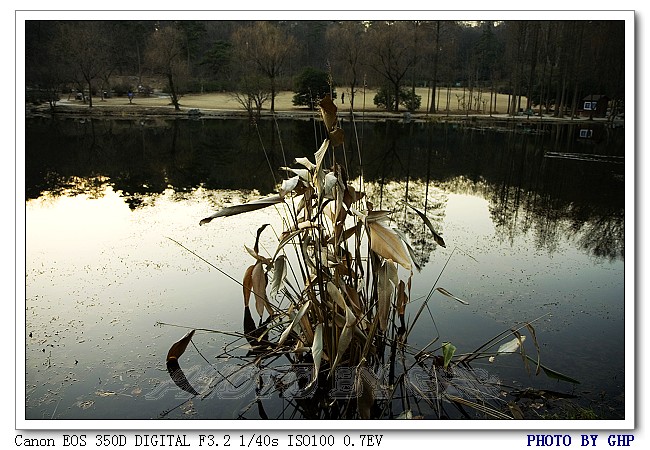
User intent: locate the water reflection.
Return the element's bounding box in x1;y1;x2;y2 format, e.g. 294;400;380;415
25;117;624;262
24;117;626;420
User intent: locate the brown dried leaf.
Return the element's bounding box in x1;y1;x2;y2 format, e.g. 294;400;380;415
332;303;355;371
244;246;272;265
356;367;376;419
343;283;363;315
313;139;330;193
377;262;394;331
278;300;311;345
275;231;309;260
300;313;314;345
242;264;255;308
343;185;365;208
368;221;412;270
525;322;542;376
397;280;408;315
252;262;270;318
508;402;525;419
329;225;358;245
308;323;323;387
269;255;287;299
327;281;347;310
319;94;337;131
199;195;284;225
329;127;345;147
323;172;338;199
253;223;270;254
166;329;195;362
314;139;329;173
366;210;393;223
393;228;421;272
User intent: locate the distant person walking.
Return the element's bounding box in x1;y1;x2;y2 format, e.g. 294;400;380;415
341;92;345;104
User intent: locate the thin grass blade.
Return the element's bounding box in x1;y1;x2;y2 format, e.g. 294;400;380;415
436;287;469;305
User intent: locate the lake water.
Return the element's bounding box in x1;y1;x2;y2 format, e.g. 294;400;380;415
23;116;627;422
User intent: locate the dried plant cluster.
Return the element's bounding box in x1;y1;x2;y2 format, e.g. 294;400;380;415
164;96;579;420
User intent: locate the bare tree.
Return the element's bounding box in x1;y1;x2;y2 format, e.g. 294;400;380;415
326;21;366;110
232;22;297;113
365;21;414;112
145;25;188;111
54;22;112;108
232;74;272;119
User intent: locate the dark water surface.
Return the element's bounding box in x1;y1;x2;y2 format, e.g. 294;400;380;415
24;116;626;421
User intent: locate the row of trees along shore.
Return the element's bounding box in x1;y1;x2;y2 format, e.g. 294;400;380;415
25;20;624;117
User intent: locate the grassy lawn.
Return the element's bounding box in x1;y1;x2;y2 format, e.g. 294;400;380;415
80;87;522;115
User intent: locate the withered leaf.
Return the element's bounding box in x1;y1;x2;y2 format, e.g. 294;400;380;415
251;262;271;318
242;264;255;308
397;280;408;315
166;359;200;396
280;166;311;181
319;94;337;131
166;329;195;362
200;195;284;225
496;336;526;354
406;203;446;248
253;223;270;254
366;210;393;223
308;323;324;388
164;330;200;395
368;221;412;270
356;367;377;419
294;156;315;171
244;245;272;265
329;127;345;147
269;255;287;299
278;176;300;198
376;261;394;331
343;185;365;208
393;228;421;272
332;302;355;371
323;172;338;199
327;281;347;310
278;300;311;346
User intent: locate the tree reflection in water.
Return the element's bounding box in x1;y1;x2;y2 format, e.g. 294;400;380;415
25;117;625;419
